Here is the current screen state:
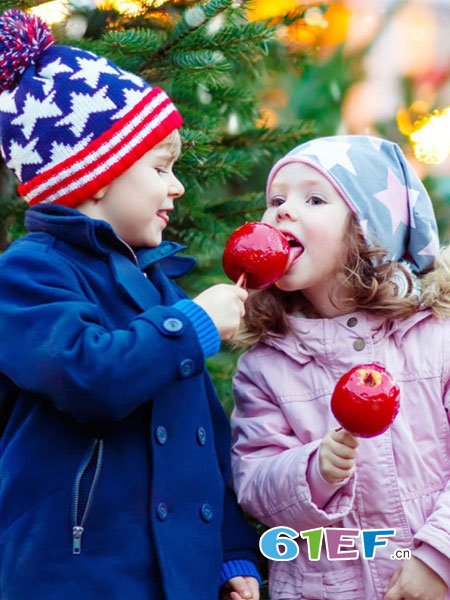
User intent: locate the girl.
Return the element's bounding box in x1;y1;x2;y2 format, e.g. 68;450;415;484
230;135;450;600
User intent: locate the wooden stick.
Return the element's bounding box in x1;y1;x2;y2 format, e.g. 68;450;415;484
236;273;247;289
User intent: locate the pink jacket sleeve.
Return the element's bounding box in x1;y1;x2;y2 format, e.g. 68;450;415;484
230;350;356;531
411;319;450;587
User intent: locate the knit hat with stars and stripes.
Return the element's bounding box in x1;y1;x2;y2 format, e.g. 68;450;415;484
0;9;182;208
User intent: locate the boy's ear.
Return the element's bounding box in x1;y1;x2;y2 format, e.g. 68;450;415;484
92;186;108;201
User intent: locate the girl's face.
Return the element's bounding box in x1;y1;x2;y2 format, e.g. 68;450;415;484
263;162;351;316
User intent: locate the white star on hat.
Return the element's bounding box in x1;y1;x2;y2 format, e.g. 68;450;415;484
111;88;148;120
36;134;94;174
7;138;43;180
12;91;63;139
368;137;383;151
37;58;74;95
55;86;117;137
70;56;119;89
118;69;145;88
0;88;18;115
299;140;357;175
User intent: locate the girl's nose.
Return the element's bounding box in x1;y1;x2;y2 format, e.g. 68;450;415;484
277;201;297;222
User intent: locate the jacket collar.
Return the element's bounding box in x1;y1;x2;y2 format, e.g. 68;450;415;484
261;309;432;366
25;204;196;278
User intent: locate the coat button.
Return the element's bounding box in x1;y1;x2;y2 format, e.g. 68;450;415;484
200;503;213;522
179;358;194;378
156;502;168;521
196;427;206;446
347;317;358;327
163;318;183;333
353;338;365;351
155;425;167;445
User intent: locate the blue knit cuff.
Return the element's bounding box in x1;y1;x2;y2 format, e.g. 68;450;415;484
219;559;261;588
173;299;221;358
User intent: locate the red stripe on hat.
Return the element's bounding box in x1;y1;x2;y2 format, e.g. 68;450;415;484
19;86;182;207
39;111;182;208
28;96;176;205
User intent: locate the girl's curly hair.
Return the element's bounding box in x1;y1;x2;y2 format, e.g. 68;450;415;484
237;214;449;347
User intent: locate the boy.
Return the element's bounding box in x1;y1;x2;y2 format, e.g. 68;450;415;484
0;10;260;600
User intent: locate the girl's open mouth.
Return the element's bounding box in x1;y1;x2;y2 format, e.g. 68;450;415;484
280;231;305;270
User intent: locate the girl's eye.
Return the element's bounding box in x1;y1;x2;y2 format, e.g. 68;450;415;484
270;197;285;207
156;168;169;175
307;195;325;206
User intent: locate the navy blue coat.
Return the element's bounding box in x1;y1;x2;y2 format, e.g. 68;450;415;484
0;204;258;600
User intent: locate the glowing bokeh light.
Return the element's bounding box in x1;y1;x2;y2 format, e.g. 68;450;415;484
97;0;168;15
30;0;69;24
409;107;450;165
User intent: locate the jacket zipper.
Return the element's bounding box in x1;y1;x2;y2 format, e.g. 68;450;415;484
72;438;104;555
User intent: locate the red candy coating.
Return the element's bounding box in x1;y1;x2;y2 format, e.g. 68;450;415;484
331;363;400;438
222;222;290;290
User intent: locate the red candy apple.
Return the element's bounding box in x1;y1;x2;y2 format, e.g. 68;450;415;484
331;363;400;438
222;222;290;290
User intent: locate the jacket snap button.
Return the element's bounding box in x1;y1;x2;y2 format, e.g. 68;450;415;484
163;318;183;333
156;502;168;521
155;425;167;445
353;338;365;351
200;503;213;522
179;359;194;378
196;427;206;446
347;317;358;327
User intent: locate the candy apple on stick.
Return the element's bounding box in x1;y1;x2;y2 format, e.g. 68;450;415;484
331;363;400;438
222;222;290;290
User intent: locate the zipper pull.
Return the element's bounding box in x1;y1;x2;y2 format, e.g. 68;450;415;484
73;526;84;555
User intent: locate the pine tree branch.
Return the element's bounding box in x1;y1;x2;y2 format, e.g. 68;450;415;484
143;0;235;66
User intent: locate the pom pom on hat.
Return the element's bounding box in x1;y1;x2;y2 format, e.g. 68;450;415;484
0;9;182;208
0;9;54;93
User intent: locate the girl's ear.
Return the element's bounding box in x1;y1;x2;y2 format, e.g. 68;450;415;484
92;186;108;201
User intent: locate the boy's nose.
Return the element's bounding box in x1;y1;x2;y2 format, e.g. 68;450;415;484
170;174;185;198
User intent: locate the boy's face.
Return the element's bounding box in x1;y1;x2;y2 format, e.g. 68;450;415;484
80;131;184;247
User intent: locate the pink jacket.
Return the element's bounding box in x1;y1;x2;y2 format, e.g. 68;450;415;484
231;309;450;600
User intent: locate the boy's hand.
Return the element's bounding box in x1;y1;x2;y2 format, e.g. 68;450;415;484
193;284;248;341
384;556;447;600
319;428;359;484
220;576;260;600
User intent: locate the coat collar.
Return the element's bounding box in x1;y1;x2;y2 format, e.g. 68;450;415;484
25;204;196;278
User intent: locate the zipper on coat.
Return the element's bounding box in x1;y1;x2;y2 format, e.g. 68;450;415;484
72;438;104;555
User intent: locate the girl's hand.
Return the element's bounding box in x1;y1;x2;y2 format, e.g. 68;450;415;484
384;556;448;600
319;428;359;484
193;284;248;341
220;576;260;600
